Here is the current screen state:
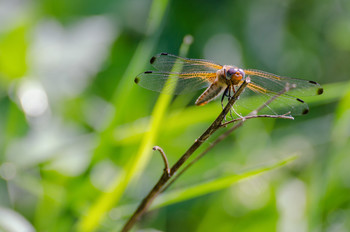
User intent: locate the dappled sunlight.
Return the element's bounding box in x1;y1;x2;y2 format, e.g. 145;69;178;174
28;16;117;98
90;160;122;192
234;177;270;211
18;79;49;117
277;179;307;232
0;207;35;232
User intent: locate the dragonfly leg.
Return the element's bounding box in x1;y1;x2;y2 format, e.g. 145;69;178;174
228;86;235;119
232;107;243;119
221;86;230;122
231;85;236;98
231;85;243;118
221;86;229;110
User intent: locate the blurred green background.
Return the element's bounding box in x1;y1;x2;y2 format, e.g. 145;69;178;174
0;0;350;231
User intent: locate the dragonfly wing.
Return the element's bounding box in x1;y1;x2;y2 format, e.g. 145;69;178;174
134;71;216;95
150;53;223;72
234;82;310;116
244;69;324;97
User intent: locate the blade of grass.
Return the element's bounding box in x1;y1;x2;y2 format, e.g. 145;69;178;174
308;82;350;231
153;155;298;208
111;155;298;219
76;34;193;231
76;0;170;231
117;35;194;181
121;80;250;231
93;0;170;157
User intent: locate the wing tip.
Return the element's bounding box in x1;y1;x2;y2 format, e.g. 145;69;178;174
135;71;154;84
150;53;169;64
317;88;324;95
302;108;309;115
308;80;324;95
296;98;309;115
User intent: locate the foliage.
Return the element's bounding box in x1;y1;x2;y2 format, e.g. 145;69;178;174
0;0;350;231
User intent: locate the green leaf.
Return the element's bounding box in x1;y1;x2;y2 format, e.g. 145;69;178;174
0;25;28;80
112;155;298;219
75;6;192;231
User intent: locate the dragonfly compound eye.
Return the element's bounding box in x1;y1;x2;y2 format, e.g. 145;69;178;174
226;68;236;80
238;69;245;79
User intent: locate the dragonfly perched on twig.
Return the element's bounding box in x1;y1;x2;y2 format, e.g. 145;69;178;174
134;53;323;116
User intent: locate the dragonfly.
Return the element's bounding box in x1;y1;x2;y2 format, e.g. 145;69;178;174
134;53;323;116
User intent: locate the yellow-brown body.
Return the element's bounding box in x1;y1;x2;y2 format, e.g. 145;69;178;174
195;65;244;105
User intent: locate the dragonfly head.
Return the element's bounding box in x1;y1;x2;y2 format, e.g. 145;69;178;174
226;68;245;84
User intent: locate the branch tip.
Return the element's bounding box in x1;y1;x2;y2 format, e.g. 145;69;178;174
153;146;170;176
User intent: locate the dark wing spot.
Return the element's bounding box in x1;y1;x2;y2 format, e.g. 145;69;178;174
144;71;153;74
309;80;318;85
161;52;168;55
134;77;140;84
317;88;324;95
302;108;309;115
150;56;156;64
296;98;305;103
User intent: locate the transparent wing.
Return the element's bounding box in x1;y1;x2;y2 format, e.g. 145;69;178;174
134;71;216;95
244;69;324;97
150;53;223;72
233;82;311;116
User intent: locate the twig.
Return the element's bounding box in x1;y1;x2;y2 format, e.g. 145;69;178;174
220;113;294;128
162;86;294;192
170;79;250;174
161;114;293;192
121;80;296;232
153;146;170;176
252;83;294;115
121;80;249;232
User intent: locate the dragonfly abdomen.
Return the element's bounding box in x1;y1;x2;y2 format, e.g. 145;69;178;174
195;82;225;106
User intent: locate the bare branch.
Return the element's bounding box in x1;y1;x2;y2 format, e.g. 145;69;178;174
162;84;294;192
153;146;170;176
220;114;294;128
121;80;249;232
250;83;296;116
169;79;250;175
162;114;293;192
121;80;296;232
